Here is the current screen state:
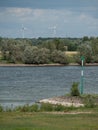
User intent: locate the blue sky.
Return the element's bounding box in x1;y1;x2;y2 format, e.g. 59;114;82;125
0;0;98;38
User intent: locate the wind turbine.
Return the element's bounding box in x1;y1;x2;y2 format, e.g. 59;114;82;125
49;25;57;37
21;24;27;38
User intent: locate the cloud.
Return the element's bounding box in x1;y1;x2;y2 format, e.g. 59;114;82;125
78;13;98;29
0;7;98;38
7;7;33;17
0;8;33;21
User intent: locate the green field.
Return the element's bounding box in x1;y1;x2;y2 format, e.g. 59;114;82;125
0;112;98;130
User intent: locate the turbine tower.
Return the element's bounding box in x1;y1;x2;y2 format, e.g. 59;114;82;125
49;25;57;37
21;24;26;38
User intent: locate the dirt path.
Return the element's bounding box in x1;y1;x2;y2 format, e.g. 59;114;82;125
43;111;92;115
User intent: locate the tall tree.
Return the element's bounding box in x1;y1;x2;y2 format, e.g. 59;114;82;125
76;44;93;64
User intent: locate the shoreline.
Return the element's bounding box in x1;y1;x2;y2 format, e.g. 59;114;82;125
0;63;65;67
0;63;98;67
39;96;84;107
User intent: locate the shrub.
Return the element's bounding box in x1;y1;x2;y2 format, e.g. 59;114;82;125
92;55;98;63
54;104;65;111
14;106;22;112
6;107;12;112
0;105;3;112
40;103;53;111
70;82;80;96
20;104;30;112
15;104;39;112
50;50;69;64
84;95;95;108
77;44;93;64
29;104;39;112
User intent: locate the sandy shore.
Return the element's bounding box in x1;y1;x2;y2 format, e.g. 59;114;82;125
0;63;65;67
39;96;84;107
0;63;98;67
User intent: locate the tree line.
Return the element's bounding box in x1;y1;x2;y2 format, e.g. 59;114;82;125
0;36;98;64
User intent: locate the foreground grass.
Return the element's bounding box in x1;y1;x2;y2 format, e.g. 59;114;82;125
0;112;98;130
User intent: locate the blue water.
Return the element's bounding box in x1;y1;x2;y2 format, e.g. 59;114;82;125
0;66;98;108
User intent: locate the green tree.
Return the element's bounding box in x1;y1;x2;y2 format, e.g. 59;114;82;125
51;50;69;64
82;36;89;42
33;48;50;64
91;38;98;56
23;46;37;64
76;44;93;64
53;39;65;51
38;41;56;52
62;38;78;51
0;37;2;50
23;46;50;64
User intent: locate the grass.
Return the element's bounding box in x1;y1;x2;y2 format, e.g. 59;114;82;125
65;51;78;56
65;51;78;63
0;94;98;130
0;112;98;130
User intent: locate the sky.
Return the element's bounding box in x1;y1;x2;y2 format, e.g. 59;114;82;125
0;0;98;38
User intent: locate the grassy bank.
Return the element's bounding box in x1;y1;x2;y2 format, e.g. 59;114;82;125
0;94;98;130
0;112;98;130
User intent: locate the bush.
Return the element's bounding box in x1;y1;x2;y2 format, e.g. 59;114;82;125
6;107;12;112
29;104;39;112
71;82;80;96
50;50;69;64
77;44;93;64
23;46;50;64
0;105;3;112
40;103;53;111
20;104;30;112
14;104;39;112
92;55;98;63
54;104;66;111
84;95;95;108
74;54;86;65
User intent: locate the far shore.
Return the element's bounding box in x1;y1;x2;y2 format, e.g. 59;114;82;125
0;63;98;67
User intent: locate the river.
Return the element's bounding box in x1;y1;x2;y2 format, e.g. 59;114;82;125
0;66;98;108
